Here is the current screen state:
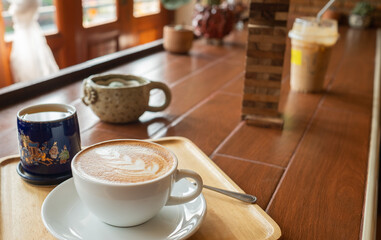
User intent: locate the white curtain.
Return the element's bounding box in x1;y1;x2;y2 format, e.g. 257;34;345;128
9;0;59;83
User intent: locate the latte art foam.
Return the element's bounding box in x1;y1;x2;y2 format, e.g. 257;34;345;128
73;141;175;184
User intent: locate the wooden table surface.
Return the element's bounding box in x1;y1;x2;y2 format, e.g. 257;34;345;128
0;26;378;239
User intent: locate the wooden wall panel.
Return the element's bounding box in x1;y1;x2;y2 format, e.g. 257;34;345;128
0;1;13;87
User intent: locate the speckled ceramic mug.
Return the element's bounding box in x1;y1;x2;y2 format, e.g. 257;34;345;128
82;74;171;123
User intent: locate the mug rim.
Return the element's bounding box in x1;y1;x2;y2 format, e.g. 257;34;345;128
17;103;77;123
88;74;150;89
71;139;179;187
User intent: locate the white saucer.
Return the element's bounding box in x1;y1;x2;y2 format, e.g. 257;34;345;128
41;178;206;240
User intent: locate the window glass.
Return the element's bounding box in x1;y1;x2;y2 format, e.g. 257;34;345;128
1;0;57;40
82;0;117;27
133;0;160;18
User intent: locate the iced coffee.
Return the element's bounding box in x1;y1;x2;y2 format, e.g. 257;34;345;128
288;17;339;93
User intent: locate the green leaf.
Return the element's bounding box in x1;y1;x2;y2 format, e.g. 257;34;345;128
161;0;191;10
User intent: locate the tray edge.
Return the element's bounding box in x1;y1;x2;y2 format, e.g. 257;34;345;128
152;136;282;239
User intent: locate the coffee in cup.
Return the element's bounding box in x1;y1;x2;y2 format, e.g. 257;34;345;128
73;140;175;184
288;17;339;93
71;139;203;227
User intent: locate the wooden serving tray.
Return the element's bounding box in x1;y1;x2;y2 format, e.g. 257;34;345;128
0;136;281;239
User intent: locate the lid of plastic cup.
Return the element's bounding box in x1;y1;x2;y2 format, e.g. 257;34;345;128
288;17;339;46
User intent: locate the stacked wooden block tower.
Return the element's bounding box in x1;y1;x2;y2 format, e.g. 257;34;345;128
242;0;290;128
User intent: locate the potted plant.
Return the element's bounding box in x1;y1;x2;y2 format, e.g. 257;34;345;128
192;0;237;44
160;0;246;51
161;0;195;54
163;24;194;54
349;1;374;28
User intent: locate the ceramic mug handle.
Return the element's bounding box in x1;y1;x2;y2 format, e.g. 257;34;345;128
81;79;98;106
146;81;172;112
166;169;203;206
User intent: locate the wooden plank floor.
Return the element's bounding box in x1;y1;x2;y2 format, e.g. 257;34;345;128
0;26;377;239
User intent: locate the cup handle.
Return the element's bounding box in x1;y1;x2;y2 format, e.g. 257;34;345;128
81;78;98;106
146;81;171;112
166;169;203;206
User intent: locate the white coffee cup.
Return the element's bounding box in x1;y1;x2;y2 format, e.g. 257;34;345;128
71;139;203;227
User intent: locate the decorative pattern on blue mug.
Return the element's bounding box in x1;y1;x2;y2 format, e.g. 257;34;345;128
19;131;70;166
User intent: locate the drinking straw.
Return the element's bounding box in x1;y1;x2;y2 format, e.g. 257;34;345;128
317;0;336;23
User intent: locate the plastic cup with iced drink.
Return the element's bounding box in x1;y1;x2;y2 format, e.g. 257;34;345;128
288;17;339;93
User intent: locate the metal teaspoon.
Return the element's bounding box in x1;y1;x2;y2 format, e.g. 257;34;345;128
202;184;257;204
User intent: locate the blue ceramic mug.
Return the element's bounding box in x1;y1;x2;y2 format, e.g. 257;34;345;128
17;103;81;176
